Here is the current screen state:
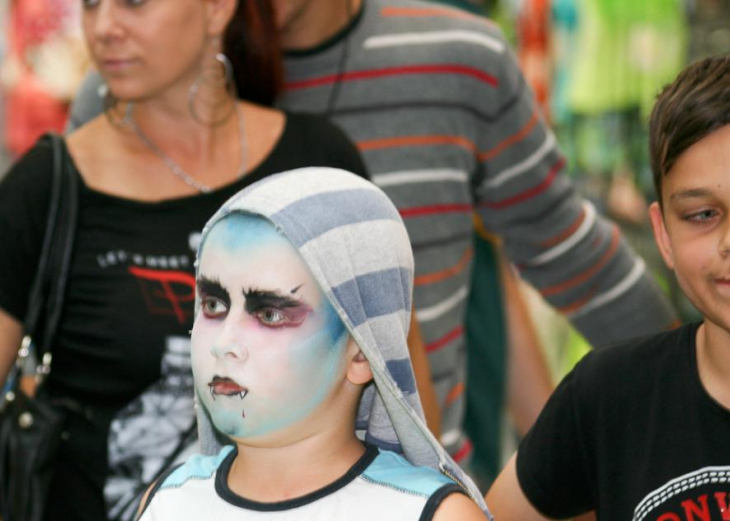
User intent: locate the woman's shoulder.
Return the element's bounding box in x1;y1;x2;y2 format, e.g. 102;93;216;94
282;111;350;142
0;134;58;208
65;114;115;169
278;111;368;179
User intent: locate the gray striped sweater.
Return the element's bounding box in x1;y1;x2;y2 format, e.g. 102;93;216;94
277;0;677;461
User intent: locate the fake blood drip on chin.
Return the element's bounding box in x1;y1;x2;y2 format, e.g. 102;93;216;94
209;376;249;417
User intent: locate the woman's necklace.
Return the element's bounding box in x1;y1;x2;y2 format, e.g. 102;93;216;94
126;103;247;194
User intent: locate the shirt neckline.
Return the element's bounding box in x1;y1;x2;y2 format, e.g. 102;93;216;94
284;1;366;58
61;112;295;210
214;443;378;511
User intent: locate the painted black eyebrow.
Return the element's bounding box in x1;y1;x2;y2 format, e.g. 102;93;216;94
198;276;230;304
243;288;305;313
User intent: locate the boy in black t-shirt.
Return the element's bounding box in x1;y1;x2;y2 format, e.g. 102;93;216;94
486;55;730;520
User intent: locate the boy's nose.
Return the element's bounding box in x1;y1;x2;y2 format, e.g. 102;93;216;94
719;223;730;258
210;321;249;362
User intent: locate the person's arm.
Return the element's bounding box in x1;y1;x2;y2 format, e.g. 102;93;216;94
0;309;22;387
497;247;553;435
432;491;491;520
472;34;677;347
408;308;442;438
486;454;554;521
0;141;55;388
487;455;597;521
488;349;598;518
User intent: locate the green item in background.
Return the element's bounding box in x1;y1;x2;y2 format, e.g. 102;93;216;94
568;0;688;118
463;234;506;489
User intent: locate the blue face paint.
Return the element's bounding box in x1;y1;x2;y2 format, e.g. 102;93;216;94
191;214;351;441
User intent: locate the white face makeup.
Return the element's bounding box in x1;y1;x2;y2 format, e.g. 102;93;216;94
191;215;349;441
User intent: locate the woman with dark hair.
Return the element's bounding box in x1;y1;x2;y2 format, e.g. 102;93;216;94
0;1;366;520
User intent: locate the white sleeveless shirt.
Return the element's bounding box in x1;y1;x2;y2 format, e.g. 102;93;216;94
138;445;463;521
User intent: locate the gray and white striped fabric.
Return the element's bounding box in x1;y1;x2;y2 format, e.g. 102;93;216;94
194;167;489;515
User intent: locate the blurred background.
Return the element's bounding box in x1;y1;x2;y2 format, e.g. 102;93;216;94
3;0;729;233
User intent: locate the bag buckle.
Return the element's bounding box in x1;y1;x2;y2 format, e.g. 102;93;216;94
35;353;53;385
16;335;33;367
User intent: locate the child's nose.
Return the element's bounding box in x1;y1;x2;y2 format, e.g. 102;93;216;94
210;319;249;361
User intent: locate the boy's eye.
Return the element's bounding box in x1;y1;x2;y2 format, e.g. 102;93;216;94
255;308;289;327
201;297;227;318
683;209;719;223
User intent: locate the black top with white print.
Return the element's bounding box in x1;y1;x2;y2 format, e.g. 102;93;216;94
0;112;366;521
517;322;730;521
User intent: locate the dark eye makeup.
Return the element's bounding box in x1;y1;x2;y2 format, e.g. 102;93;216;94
196;277;311;327
243;288;312;328
198;277;231;306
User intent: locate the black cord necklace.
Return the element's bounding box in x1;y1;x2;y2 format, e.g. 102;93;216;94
325;0;357;116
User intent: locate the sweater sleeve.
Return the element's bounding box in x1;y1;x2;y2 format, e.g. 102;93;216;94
471;38;676;347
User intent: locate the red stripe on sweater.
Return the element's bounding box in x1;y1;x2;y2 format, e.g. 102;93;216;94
358;134;478;154
453;439;473;463
381;6;483;21
541;226;621;298
285;64;498;90
415;248;473;286
444;382;465;407
540;207;586;248
478;108;540;161
400;203;473;218
426;325;464;353
480;157;565;210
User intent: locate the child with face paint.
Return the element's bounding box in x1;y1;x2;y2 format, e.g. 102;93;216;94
136;167;490;520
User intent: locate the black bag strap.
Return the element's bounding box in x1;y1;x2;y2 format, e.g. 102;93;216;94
19;133;78;377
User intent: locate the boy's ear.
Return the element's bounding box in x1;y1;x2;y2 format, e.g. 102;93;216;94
345;339;373;386
649;201;675;270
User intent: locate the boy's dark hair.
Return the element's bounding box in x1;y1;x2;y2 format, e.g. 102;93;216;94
649;55;730;205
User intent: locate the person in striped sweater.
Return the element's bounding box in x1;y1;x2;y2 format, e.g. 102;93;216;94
67;0;677;476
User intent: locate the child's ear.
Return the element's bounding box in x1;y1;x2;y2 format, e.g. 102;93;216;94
345;339;373;386
649;201;675;270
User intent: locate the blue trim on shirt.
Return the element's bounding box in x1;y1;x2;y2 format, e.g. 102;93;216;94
362;450;455;497
161;446;235;490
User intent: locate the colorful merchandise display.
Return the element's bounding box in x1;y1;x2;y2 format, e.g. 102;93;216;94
0;0;87;157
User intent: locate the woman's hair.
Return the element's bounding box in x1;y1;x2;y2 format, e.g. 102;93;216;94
224;0;284;106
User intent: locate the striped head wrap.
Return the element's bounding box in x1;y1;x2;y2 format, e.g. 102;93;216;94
194;167;488;514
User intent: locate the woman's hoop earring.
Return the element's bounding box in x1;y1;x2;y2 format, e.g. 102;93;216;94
188;52;236;126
